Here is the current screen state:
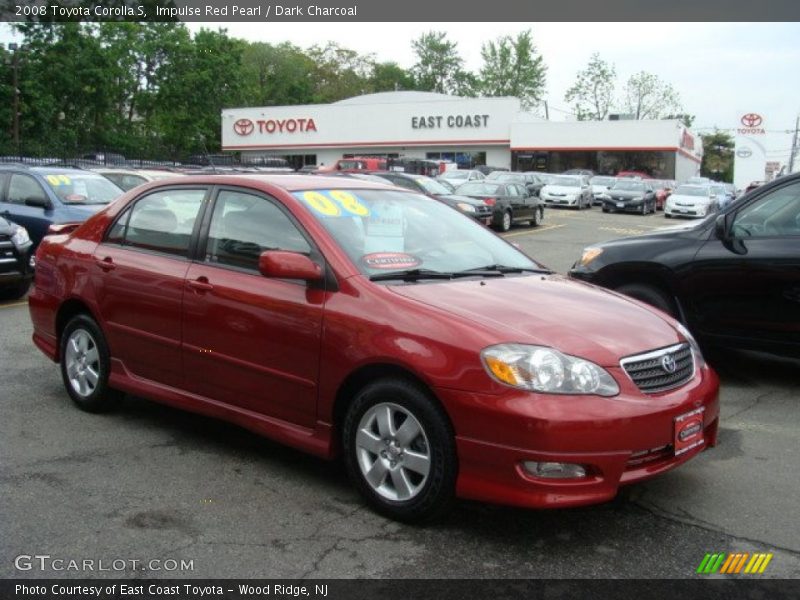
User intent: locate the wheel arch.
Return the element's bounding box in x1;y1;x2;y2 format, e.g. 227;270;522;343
597;263;687;322
330;362;453;457
54;298;101;361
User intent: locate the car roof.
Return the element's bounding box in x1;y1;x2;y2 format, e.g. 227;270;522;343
146;173;397;192
0;165;105;175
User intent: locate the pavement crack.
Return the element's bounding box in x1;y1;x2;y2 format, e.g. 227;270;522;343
632;495;800;557
725;390;776;421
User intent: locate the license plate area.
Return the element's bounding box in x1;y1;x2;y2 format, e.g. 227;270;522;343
674;407;705;456
616;202;625;208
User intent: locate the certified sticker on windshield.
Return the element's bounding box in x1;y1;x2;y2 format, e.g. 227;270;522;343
362;252;420;270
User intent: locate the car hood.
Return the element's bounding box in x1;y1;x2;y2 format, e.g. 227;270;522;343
387;275;680;366
608;189;646;199
0;216;14;234
668;194;710;205
436;194;487;207
543;185;580;195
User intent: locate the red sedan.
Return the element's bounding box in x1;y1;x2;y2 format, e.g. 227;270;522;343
28;175;719;522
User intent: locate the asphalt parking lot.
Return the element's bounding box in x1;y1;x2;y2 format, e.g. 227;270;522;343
1;207;798;579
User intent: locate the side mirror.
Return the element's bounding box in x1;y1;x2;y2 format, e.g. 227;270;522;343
258;250;323;281
714;214;731;240
25;196;51;209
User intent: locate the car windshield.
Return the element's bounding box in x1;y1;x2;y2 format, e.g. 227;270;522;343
293;188;543;277
675;185;709;197
441;171;470;180
613;181;646;192
486;172;521;182
456;182;503;196
590;176;615;186
414;176;452;195
551;176;581;187
41;172;123;205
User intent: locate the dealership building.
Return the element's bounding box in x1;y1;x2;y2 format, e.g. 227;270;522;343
221;91;702;180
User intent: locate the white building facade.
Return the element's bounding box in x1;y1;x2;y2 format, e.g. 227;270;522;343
221;92;702;180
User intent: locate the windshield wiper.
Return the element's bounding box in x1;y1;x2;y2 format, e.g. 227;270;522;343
457;264;553;275
369;268;454;282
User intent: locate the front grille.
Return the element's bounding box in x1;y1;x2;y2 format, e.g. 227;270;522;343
621;343;694;394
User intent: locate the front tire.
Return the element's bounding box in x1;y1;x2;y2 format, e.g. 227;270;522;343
60;314;121;413
500;210;512;232
342;378;457;523
0;280;30;300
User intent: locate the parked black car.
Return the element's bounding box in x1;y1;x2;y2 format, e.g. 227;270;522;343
0;216;34;300
599;180;657;215
486;171;545;197
569;172;800;357
455;181;544;232
373;172;494;225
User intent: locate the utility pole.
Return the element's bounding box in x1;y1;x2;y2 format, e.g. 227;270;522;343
789;114;799;174
9;43;20;156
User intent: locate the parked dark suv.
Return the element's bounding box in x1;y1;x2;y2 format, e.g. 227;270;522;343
0;215;33;300
0;165;123;248
570;172;800;357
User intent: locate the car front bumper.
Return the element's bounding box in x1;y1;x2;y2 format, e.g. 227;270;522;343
603;199;646;213
437;363;719;509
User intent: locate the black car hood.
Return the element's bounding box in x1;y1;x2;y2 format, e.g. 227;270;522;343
608;190;646;200
436;194;488;207
0;216;14;235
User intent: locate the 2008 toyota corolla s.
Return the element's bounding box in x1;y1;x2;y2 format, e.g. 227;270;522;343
28;175;719;522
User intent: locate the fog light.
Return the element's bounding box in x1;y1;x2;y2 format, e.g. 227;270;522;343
29;256;36;268
523;461;587;479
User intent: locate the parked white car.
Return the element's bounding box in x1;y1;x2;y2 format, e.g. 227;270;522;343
665;185;718;218
439;169;485;184
540;175;593;209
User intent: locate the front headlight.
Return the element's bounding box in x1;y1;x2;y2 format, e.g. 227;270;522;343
481;344;619;396
578;246;603;266
676;322;705;368
11;226;30;248
455;202;477;213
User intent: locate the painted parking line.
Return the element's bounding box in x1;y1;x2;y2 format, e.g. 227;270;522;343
502;224;566;238
0;300;28;310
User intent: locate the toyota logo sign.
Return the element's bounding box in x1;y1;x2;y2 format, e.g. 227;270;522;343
661;354;677;374
737;147;753;158
740;113;763;128
233;119;255;136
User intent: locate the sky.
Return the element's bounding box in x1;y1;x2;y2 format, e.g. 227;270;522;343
3;21;799;164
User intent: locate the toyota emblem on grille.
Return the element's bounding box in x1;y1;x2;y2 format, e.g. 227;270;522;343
661;354;677;374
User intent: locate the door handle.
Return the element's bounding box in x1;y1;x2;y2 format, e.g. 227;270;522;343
187;278;214;292
94;257;115;271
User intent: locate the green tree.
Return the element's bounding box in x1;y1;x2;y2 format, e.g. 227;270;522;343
411;31;469;95
478;30;546;109
564;53;616;121
368;61;416;93
664;113;696;128
700;130;734;182
153;27;248;156
241;42;316;107
307;42;373;103
623;71;683;120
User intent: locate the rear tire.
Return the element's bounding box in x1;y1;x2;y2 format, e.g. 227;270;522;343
342;378;457;523
530;207;542;227
0;280;30;300
60;314;121;413
615;283;677;317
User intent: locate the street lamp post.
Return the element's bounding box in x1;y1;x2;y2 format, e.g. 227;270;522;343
9;43;21;156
